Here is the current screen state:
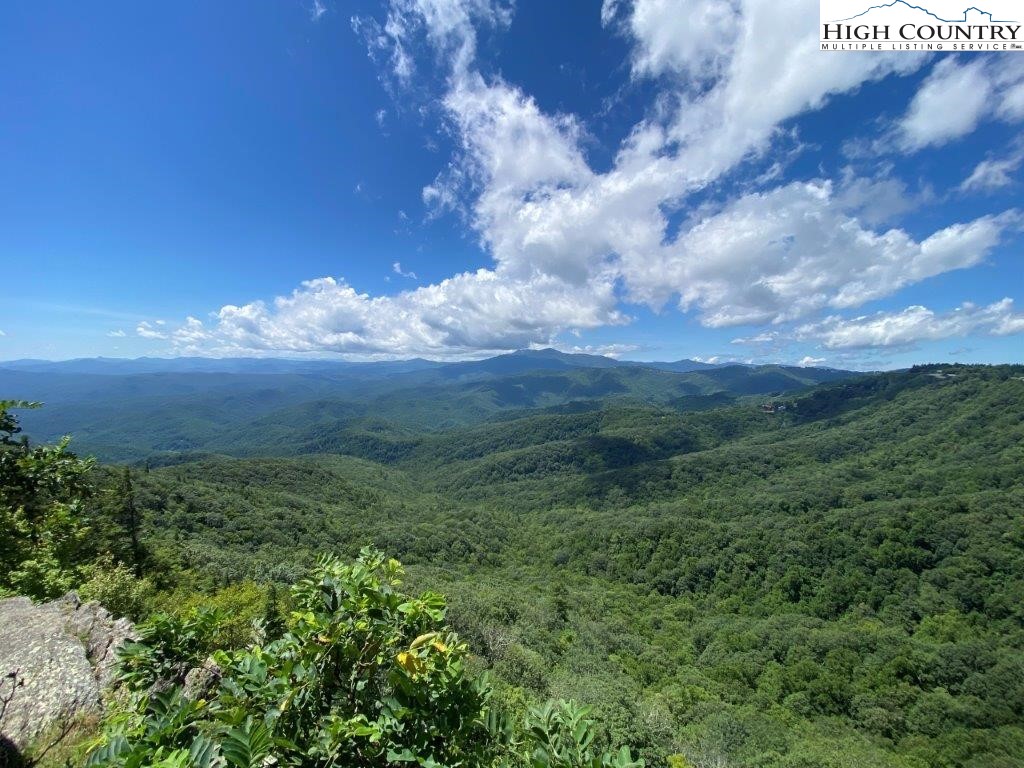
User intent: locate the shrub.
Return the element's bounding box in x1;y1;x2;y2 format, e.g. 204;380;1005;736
88;548;644;768
78;556;155;621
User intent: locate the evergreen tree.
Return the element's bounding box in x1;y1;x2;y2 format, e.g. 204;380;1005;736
261;582;285;639
116;466;144;577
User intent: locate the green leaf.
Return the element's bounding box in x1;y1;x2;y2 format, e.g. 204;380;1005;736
86;734;131;767
386;747;419;763
188;735;225;768
221;720;272;768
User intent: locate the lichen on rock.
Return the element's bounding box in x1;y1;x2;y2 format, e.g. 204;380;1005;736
0;592;136;750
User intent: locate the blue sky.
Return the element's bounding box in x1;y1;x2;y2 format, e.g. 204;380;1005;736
1;0;1021;368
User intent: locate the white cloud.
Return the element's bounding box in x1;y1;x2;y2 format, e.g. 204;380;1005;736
442;74;596;282
615;0;740;82
897;57;1024;151
544;342;641;358
174;317;208;345
798;355;826;367
311;0;327;22
835;167;921;227
378;0;925;244
961;156;1022;192
731;331;778;344
658;0;923;178
422;162;467;219
1000;81;1024;122
995;58;1024;121
898;58;991;151
797;299;1024;350
624;181;1015;327
136;321;168;340
395;0;932;303
387;0;932;329
165;273;626;359
392;261;418;279
600;0;623;25
354;0;513;83
107;330;127;338
961;144;1024;192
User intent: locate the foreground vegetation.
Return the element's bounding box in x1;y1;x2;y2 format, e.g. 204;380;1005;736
88;549;643;768
2;363;1023;767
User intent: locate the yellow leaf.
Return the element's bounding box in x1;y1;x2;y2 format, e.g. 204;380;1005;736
410;632;438;649
397;651;424;675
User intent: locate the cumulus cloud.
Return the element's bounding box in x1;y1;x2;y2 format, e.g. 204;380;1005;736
657;0;923;178
165;274;626;359
136;321;168;340
897;57;1024;151
625;181;1015;327
797;299;1024;350
107;329;127;338
379;0;924;261
798;355;826;367
162;173;1011;357
898;59;992;151
405;0;934;320
611;0;740;82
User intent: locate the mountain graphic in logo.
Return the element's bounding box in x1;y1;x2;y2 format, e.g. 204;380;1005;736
830;1;1017;23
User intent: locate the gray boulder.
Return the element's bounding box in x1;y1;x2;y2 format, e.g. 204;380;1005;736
0;592;136;750
182;658;222;701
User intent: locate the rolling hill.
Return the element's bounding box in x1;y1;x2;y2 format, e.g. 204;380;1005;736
100;363;1024;768
6;359;1021;766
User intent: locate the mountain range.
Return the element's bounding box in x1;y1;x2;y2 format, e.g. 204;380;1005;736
0;349;851;462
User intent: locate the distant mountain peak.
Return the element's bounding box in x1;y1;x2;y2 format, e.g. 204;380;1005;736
513;348;569;357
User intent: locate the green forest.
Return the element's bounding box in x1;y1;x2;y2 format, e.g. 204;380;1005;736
2;362;1023;767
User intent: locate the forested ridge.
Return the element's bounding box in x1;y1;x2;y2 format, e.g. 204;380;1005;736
2;363;1023;767
0;353;849;462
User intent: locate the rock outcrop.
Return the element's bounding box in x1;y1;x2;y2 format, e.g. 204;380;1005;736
0;593;135;750
182;658;222;702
